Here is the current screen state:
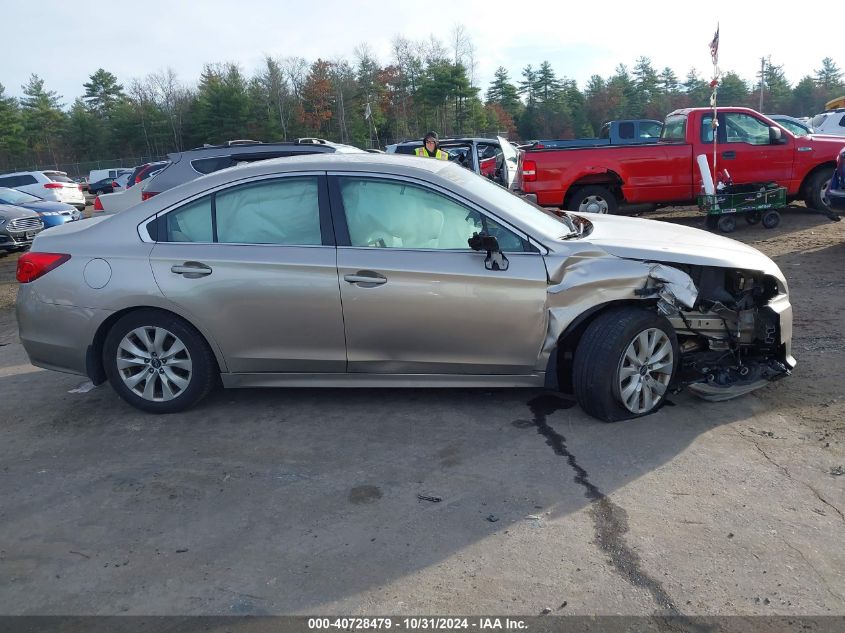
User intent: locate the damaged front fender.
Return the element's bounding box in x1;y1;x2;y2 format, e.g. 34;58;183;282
539;255;697;371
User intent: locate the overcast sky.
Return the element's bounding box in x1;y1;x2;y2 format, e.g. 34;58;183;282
1;0;840;105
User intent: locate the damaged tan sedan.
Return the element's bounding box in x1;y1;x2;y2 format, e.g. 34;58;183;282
16;154;794;421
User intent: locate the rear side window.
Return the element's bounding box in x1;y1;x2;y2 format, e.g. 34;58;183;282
0;176;13;187
44;172;74;183
161;177;322;246
191;156;237;174
165;197;213;242
619;122;635;139
839;115;845;128
216;178;321;245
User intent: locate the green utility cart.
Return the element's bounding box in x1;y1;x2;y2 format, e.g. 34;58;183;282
697;182;787;233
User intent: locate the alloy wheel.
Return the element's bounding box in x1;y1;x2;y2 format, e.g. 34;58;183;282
115;326;193;402
616;328;674;414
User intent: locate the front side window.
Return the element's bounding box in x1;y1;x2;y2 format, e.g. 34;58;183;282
701;113;771;145
641;121;663;138
338;178;525;252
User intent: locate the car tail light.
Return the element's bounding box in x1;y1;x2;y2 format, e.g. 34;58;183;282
111;181;118;188
78;184;83;191
522;159;537;182
535;143;545;149
44;183;64;189
93;196;104;211
16;252;71;283
142;191;158;201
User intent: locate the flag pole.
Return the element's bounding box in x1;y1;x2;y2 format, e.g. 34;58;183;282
709;23;720;186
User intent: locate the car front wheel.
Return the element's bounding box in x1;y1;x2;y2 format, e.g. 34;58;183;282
572;306;678;422
103;310;217;413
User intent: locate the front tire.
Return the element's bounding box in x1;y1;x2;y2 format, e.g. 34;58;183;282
573;307;678;422
103;310;217;413
567;185;618;214
804;168;834;211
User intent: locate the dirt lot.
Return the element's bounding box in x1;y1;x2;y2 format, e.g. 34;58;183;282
0;204;843;619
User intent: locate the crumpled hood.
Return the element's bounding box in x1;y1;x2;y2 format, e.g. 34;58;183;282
560;213;782;277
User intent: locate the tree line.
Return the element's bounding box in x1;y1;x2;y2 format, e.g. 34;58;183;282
1;29;843;175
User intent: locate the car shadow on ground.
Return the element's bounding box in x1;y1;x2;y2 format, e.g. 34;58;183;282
0;357;778;614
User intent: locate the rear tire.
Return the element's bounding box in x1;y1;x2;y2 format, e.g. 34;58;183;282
573;306;678;422
103;309;217;414
567;185;618;214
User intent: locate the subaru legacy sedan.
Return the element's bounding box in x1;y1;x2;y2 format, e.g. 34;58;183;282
16;154;794;422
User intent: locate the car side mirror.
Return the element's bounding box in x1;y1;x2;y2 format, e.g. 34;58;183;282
468;231;509;271
769;126;787;145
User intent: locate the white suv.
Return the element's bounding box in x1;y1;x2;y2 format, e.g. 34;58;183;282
810;109;845;137
0;170;86;210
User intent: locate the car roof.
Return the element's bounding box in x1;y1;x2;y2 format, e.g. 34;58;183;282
170;140;356;159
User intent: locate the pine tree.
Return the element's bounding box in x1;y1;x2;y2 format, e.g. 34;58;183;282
0;83;26;168
83;69;126;117
814;57;843;90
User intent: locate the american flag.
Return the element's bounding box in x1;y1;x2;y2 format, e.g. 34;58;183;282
709;25;719;65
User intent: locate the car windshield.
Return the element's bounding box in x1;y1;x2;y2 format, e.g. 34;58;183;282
0;187;41;204
450;167;577;239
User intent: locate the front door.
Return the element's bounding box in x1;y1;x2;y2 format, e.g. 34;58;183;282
700;112;795;187
149;174;347;373
329;175;548;375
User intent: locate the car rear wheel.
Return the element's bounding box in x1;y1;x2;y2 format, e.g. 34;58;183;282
567;185;618;214
572;306;678;422
103;310;217;413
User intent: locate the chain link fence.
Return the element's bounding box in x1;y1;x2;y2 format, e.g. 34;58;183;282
1;156;169;180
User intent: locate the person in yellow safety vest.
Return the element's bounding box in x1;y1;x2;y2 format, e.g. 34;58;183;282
415;131;449;160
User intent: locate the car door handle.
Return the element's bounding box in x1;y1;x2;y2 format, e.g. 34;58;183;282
171;262;212;277
343;271;387;286
721;151;736;159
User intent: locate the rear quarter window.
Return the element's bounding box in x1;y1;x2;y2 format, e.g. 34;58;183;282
191;156;238;174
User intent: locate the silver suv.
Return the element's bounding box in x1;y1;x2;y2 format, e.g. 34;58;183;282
141;140;364;200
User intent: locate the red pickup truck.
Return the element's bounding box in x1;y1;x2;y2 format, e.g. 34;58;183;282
515;107;845;214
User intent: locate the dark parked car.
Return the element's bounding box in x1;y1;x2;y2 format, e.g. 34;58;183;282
141;140;364;199
0;187;81;227
0;204;44;252
126;161;169;189
826;148;845;211
88;177;119;196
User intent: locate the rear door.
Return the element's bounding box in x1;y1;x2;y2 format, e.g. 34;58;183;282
149;173;347;373
329;173;548;375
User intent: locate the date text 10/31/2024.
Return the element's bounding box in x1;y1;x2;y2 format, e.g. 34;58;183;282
308;617;528;630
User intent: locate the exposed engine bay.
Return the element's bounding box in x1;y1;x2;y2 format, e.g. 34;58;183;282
643;263;792;401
